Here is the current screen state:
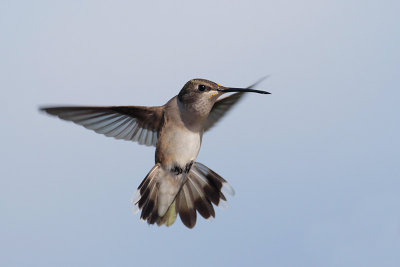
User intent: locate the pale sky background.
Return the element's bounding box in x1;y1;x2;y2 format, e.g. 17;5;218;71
1;1;399;266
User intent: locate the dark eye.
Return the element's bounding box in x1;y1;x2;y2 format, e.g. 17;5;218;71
198;84;206;91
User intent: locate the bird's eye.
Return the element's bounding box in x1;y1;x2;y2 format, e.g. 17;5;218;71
198;85;206;91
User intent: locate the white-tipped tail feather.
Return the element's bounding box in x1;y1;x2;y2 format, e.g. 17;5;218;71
132;162;234;228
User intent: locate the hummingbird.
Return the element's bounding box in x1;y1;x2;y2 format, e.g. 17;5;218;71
41;78;270;228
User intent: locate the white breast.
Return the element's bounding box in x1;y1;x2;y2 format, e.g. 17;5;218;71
157;127;202;168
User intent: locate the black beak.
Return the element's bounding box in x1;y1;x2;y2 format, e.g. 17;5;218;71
217;87;271;94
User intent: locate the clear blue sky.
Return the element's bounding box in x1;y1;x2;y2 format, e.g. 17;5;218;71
1;1;399;266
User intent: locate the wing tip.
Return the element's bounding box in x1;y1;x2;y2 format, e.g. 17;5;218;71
39;106;49;112
247;75;270;89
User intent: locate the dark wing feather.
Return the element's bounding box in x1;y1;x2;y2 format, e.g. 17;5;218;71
203;92;244;132
40;106;163;146
203;76;269;132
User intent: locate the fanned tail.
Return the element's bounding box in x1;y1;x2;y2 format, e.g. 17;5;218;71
176;162;235;228
132;162;234;228
132;163;184;225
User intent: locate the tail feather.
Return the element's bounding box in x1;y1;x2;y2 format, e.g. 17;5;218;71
132;162;234;228
141;182;158;221
133;163;185;225
195;162;235;202
187;175;215;219
176;184;197;228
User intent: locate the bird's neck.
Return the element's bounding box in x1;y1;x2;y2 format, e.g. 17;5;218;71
176;97;210;132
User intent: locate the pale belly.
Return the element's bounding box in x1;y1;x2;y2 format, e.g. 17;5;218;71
156;127;202;168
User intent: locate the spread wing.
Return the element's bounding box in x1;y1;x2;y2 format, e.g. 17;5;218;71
203;76;268;132
40;106;163;146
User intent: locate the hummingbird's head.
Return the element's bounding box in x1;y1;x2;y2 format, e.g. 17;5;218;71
178;79;221;104
178;78;270;114
177;79;226;117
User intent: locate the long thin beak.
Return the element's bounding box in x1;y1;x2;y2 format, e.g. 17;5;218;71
217;87;271;94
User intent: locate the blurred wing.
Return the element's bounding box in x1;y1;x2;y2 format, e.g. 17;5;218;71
203;76;268;132
41;106;163;146
203;92;244;132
